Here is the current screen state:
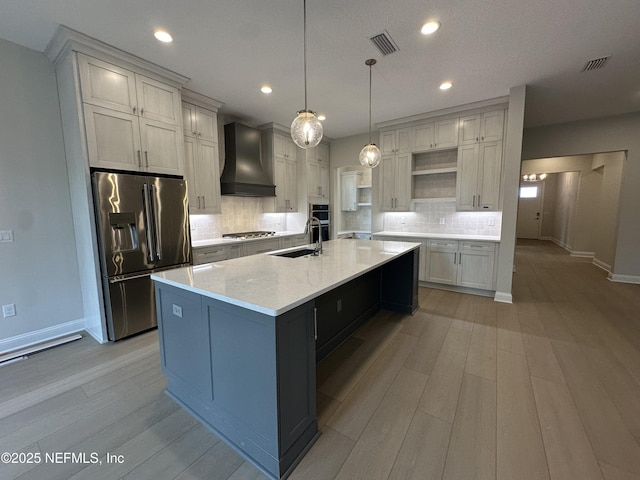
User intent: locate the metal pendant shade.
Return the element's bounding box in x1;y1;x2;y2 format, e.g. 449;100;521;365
291;0;323;149
359;58;381;168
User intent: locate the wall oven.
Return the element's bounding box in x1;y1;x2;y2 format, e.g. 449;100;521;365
309;203;330;243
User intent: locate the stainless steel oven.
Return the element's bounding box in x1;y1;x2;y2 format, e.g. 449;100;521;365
309;204;330;243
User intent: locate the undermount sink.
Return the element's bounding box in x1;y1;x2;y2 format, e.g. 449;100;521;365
271;248;318;258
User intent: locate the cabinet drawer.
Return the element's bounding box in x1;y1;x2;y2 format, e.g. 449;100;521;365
193;247;227;264
460;241;495;252
427;239;458;250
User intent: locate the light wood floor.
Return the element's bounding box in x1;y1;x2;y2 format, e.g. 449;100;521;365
2;239;640;480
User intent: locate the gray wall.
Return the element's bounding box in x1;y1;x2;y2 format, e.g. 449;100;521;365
523;114;639;279
0;38;83;346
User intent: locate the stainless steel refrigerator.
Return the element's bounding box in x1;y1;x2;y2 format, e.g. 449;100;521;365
92;171;192;341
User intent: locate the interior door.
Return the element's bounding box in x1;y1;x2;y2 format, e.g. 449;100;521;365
516;182;544;239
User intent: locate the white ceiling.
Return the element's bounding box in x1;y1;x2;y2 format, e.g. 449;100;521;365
1;0;639;139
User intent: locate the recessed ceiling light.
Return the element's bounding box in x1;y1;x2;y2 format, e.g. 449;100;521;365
439;81;453;90
154;30;173;43
260;86;273;94
421;21;440;35
317;114;326;121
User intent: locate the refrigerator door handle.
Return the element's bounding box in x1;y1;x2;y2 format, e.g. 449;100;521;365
142;183;155;263
109;272;151;283
150;184;162;261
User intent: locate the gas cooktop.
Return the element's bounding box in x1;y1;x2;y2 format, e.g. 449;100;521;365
222;231;276;240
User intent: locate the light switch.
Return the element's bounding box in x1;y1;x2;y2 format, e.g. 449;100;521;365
0;230;14;243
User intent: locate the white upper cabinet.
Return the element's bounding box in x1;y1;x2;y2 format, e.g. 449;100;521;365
340;172;358;211
380;128;411;155
182;103;218;143
456;141;503;211
308;142;330;200
433;118;459;149
79;54;181;127
79;53;184;175
263;131;298;212
458;110;505;145
380;153;411;211
413;122;435;151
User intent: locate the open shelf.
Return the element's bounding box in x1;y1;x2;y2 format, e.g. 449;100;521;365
412;167;457;176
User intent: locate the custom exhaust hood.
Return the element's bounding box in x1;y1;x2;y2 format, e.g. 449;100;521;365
220;123;275;197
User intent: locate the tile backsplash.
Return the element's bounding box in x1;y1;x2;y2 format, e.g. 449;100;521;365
190;196;290;241
383;202;501;236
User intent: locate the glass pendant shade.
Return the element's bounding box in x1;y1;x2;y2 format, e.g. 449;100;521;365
359;143;381;168
291;110;323;149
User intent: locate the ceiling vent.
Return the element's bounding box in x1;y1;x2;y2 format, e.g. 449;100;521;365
370;30;399;56
581;56;610;72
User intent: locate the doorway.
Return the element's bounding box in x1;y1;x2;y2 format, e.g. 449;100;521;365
516;181;544;239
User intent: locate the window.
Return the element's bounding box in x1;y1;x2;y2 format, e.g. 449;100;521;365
520;186;538;198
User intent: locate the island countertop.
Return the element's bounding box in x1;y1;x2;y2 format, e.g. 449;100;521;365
152;239;420;316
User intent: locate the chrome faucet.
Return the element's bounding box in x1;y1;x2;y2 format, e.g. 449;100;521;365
307;216;323;255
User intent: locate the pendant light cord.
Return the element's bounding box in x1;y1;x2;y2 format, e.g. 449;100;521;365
368;63;372;144
303;0;308;110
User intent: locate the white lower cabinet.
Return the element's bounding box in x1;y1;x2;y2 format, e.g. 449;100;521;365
281;234;309;249
193;244;241;265
426;239;496;290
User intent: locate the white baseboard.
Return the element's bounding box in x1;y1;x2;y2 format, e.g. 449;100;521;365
608;273;640;284
570;250;595;258
494;291;513;303
592;258;611;273
0;318;86;355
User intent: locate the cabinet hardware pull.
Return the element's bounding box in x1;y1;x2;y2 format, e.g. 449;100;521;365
133;106;137;114
202;196;205;209
473;195;476;207
140;108;144;116
313;308;318;340
478;195;481;207
193;131;197;136
453;253;456;264
476;137;479;142
144;151;149;168
137;150;142;167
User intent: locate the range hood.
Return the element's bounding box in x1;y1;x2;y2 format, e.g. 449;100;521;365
221;123;275;197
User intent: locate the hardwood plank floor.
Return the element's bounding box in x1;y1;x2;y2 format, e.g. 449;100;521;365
1;239;639;480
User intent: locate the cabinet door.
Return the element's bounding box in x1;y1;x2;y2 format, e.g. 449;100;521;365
273;156;288;212
307;161;321;199
316;143;329;164
197;140;222;214
78;54;137;114
135;74;181;126
284;137;298;160
195;107;218;143
396;128;411;153
319;164;330;199
182;103;197;137
380;131;396;155
380;155;396;211
458;249;495;289
340;173;357;211
477;141;503;210
456;144;480;211
458;115;480;145
84;104;141;171
426;249;457;285
479;110;504;142
395;153;412;211
183;136;199;211
139;118;184;175
285;159;298;211
413;122;435;151
434;119;459;149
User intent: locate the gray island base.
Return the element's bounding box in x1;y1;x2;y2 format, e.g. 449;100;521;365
152;239;420;479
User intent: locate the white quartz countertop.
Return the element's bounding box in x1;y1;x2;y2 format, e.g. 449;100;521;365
192;231;305;248
372;231;500;242
152;239;420;316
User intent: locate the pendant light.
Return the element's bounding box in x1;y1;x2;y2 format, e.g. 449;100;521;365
290;0;323;149
359;59;381;168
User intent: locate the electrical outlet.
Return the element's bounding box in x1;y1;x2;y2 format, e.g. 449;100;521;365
439;218;445;225
3;304;16;318
488;218;495;226
400;217;406;224
0;230;14;243
172;304;183;318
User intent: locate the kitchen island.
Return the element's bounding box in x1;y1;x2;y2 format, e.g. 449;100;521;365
151;239;420;480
